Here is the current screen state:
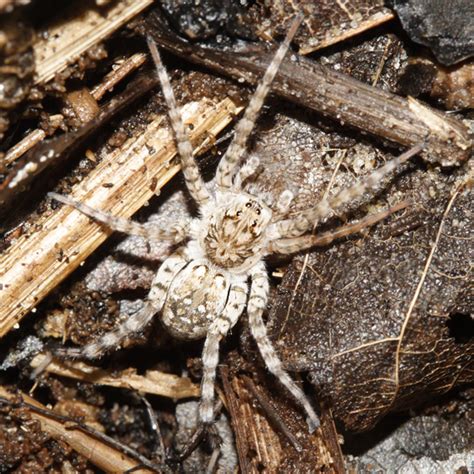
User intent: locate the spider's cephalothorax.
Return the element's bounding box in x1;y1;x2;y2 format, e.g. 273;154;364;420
51;16;423;434
200;192;272;270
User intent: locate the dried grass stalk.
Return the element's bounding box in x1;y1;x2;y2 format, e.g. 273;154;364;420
31;354;200;399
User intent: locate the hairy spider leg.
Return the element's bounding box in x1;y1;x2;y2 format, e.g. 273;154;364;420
267;201;408;254
248;262;320;431
199;279;248;424
48;192;189;243
272;143;424;239
216;15;302;189
147;37;211;207
56;250;189;359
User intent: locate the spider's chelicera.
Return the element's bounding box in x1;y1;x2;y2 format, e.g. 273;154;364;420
50;17;422;433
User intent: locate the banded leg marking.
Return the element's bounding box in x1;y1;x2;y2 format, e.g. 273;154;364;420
248;263;320;432
199;281;247;425
57;251;189;360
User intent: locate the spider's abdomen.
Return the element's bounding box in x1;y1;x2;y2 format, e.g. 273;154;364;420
161;261;230;340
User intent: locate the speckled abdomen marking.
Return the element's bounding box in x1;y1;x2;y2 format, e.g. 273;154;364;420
161;261;230;340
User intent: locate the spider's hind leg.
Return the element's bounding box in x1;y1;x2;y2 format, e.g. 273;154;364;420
55;250;189;360
248;262;320;432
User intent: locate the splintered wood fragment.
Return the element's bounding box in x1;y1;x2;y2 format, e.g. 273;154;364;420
220;364;339;472
145;13;471;166
0;97;241;339
3;115;64;166
4;53;147;167
299;11;395;54
0;386;156;473
31;355;200;399
34;0;154;85
91;52;148;100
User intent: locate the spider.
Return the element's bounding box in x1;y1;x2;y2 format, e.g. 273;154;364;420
49;16;423;433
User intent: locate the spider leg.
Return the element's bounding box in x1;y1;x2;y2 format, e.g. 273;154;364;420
56;250;189;360
272;143;424;238
267;201;408;255
199;280;248;425
216;16;302;189
49;192;189;243
147;38;211;207
275;190;294;217
248;262;320;432
232;155;260;189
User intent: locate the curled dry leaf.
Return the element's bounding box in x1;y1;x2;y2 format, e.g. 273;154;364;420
268;159;473;431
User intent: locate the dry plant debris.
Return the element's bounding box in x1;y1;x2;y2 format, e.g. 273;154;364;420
0;95;240;337
144;10;471;167
268;156;473;431
31;354;199;399
0;1;472;472
33;0;154;85
0;386;161;472
251;0;395;54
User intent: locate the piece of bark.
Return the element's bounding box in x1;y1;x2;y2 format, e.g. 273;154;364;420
220;355;345;473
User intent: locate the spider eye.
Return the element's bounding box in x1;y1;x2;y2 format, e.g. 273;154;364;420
236;210;242;217
252;220;257;227
256;208;261;215
245;202;252;208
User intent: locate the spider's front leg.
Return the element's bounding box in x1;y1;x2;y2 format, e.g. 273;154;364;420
147;38;211;207
48;192;189;243
215;16;302;189
273;143;424;239
248;262;320;432
56;250;189;360
268;201;409;255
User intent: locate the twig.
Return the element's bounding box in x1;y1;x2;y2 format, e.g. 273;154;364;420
30;354;200;399
4;52;147;167
0;72;160;207
141;395;167;462
0;386;162;473
92;52;148;101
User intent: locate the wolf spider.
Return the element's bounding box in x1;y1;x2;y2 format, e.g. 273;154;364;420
50;17;422;433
